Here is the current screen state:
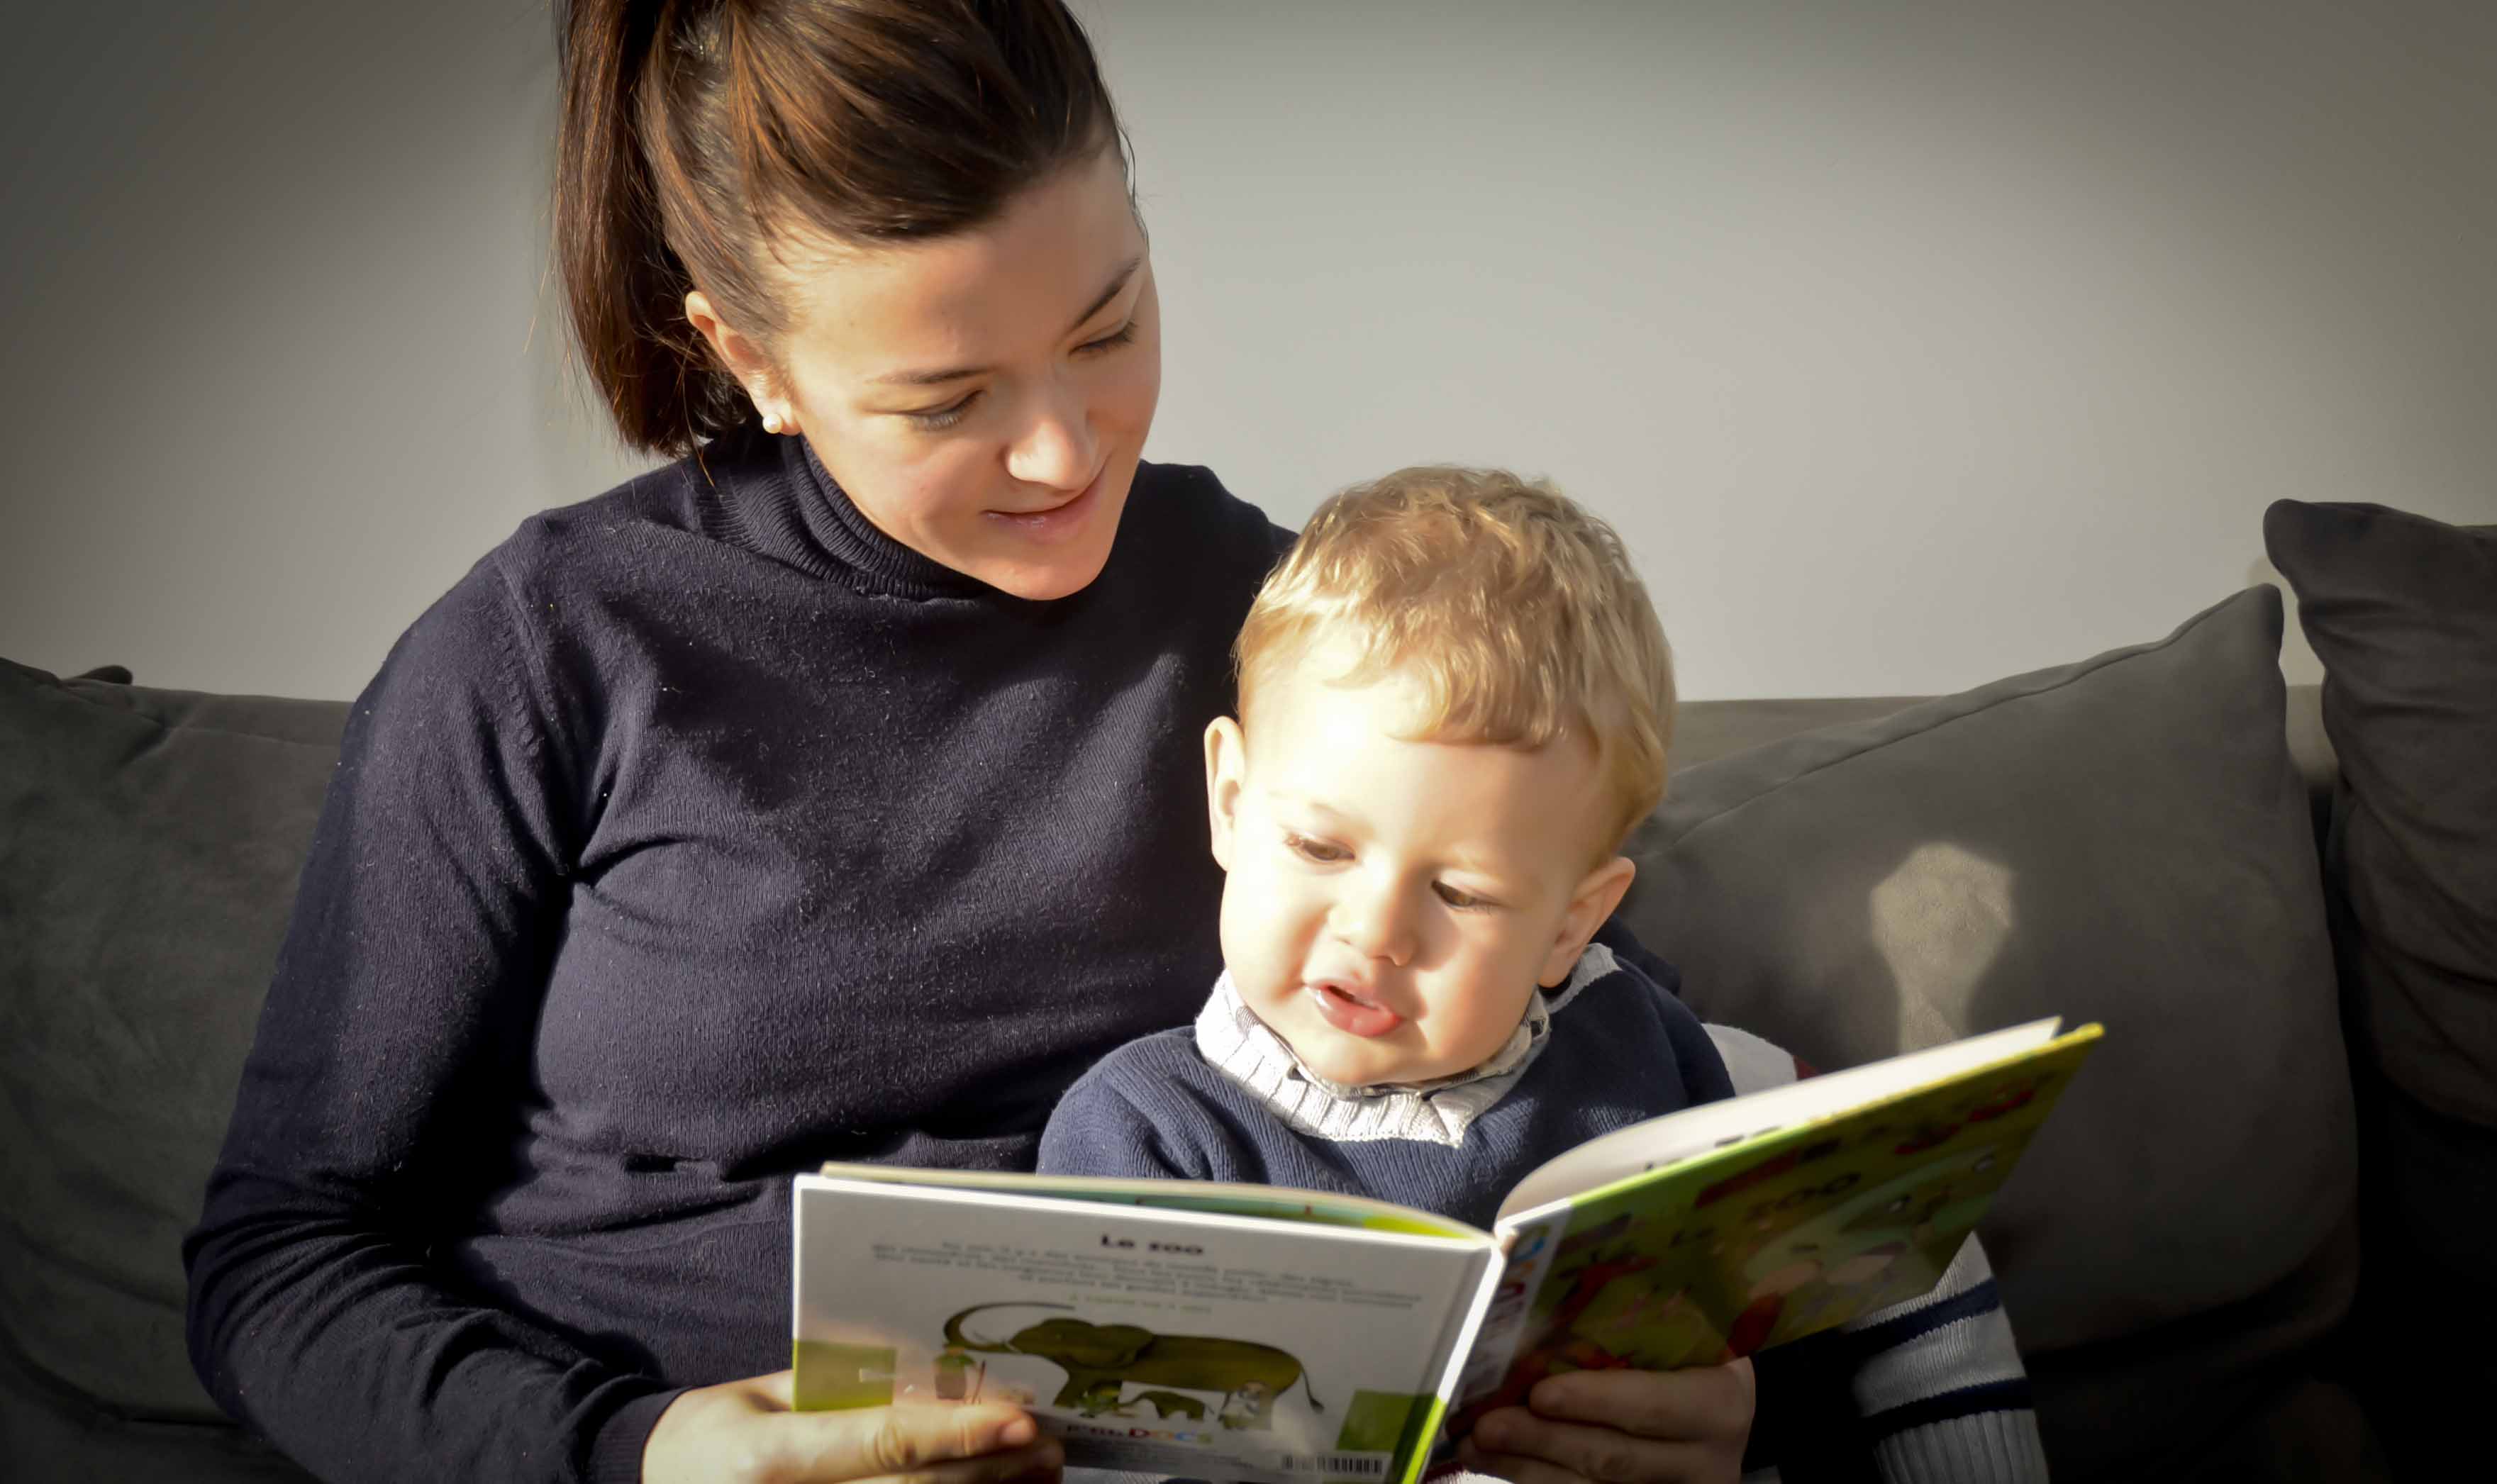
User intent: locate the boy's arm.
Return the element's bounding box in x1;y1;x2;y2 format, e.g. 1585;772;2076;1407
1745;1237;2046;1483
1710;1024;2050;1483
1035;1047;1216;1181
1837;1237;2047;1483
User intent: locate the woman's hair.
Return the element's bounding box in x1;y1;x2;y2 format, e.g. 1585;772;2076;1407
1235;467;1677;857
555;0;1128;455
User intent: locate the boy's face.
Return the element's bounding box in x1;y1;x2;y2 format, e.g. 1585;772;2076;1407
1205;656;1637;1088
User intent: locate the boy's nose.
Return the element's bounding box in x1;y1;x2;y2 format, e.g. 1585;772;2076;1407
1335;876;1417;966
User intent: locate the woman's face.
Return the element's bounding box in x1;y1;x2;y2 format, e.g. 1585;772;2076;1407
694;146;1160;601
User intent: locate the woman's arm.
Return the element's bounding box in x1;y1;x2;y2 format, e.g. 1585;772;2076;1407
184;560;1066;1484
183;562;675;1482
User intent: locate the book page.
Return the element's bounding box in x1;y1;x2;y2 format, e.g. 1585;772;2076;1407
1496;1017;2063;1220
816;1161;1480;1239
794;1176;1496;1484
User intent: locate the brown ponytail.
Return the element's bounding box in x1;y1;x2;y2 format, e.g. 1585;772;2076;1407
555;0;1130;457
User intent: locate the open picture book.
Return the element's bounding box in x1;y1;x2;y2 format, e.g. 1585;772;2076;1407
791;1017;2101;1484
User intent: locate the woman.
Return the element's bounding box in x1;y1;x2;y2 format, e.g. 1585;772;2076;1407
183;4;1758;1482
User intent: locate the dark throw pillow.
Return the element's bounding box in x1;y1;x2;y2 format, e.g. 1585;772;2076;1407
2265;498;2497;1481
2264;500;2497;1128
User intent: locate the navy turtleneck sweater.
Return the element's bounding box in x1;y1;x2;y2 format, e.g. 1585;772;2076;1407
183;427;1289;1484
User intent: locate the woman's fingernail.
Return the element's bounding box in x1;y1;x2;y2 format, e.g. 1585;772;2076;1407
1002;1417;1037;1446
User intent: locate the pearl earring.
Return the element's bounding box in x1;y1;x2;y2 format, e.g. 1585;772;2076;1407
761;411;785;435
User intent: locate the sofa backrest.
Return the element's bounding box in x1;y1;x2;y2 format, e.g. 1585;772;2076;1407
0;644;2348;1483
1678;683;2336;849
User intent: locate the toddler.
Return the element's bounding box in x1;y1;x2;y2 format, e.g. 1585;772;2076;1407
1040;467;2045;1481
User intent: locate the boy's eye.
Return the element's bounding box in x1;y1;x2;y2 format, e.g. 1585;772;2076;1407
1283;832;1348;864
1433;882;1492;911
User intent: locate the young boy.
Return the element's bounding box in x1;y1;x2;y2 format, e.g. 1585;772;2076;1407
1040;467;2045;1482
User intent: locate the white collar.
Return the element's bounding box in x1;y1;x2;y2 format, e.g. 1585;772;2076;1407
1190;942;1618;1149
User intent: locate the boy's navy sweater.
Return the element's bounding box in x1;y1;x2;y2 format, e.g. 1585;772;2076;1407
182;427;1288;1484
1038;932;1735;1229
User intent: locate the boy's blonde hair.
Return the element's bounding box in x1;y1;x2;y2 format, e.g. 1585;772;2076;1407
1235;466;1675;857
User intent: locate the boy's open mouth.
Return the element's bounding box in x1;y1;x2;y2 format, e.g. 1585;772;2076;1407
1308;980;1402;1037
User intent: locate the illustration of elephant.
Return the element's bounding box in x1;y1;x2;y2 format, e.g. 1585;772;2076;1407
1218;1379;1274;1431
941;1303;1324;1429
1130;1389;1208;1421
1071;1380;1210;1421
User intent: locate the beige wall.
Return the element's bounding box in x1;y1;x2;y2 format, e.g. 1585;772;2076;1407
0;1;647;700
3;0;2491;701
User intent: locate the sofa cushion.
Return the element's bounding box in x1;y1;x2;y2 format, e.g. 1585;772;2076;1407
2263;499;2497;1481
0;658;345;1427
1620;587;2354;1479
0;1324;316;1484
2264;500;2497;1127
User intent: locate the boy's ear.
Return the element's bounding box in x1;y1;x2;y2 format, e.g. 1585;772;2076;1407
1538;854;1637;989
1203;715;1246;872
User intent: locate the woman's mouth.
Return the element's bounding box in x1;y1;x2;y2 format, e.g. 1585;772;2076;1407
1307;980;1403;1038
983;467;1106;544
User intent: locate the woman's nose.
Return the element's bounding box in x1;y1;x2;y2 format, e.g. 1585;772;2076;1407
1003;383;1099;491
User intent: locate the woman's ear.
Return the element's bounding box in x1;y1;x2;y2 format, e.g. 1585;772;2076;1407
1537;855;1637;988
1203;715;1246;873
684;290;791;427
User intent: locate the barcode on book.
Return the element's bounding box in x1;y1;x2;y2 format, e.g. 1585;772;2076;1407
1280;1456;1387;1476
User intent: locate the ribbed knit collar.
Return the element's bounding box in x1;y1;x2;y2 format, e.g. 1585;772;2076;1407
1192;942;1620;1149
698;425;1013;603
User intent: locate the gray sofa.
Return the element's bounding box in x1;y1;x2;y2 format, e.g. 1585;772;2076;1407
5;500;2490;1483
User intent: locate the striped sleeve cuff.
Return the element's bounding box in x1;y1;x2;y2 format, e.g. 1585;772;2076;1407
1839;1237;2050;1480
1872;1406;2050;1484
1850;1295;2028;1417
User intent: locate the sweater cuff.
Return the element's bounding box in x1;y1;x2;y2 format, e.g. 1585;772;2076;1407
1871;1406;2050;1484
589;1387;686;1484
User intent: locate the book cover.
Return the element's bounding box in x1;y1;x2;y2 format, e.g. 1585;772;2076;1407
1454;1025;2099;1427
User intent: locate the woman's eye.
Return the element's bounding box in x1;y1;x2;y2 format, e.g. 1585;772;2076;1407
903;391;981;430
899;325;1128;430
1283;832;1348;864
1077;320;1138;355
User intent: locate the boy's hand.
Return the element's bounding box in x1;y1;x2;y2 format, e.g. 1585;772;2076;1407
1455;1359;1754;1484
643;1370;1063;1484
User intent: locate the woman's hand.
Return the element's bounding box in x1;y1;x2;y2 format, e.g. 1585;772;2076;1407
643;1371;1064;1484
1455;1359;1754;1484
